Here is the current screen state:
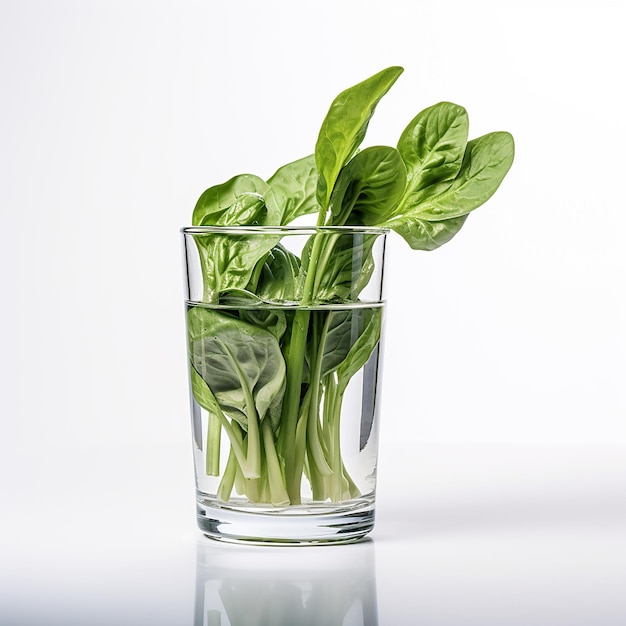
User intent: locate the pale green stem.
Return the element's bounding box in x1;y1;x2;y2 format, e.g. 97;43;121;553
290;390;311;505
218;339;262;479
205;411;221;476
217;447;237;501
279;232;327;502
307;314;333;479
216;414;249;477
329;379;361;502
312;233;341;295
262;419;289;506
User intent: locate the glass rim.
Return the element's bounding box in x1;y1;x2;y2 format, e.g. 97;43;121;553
180;225;389;236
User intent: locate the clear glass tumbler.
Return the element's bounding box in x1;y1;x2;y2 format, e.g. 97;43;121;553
181;226;388;544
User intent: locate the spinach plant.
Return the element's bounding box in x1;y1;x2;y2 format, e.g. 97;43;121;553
186;66;514;505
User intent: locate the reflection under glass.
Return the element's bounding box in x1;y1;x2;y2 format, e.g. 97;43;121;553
194;538;378;625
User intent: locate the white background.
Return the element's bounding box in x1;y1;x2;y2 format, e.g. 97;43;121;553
1;2;625;624
2;0;625;448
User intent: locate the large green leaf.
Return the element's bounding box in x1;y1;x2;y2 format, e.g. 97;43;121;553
412;131;515;220
315;66;404;210
397;101;469;205
188;306;286;431
382;131;514;250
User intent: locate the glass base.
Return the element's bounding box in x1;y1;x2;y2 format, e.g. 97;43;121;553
196;492;376;546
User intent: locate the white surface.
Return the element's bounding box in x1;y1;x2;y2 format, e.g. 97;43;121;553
1;442;625;624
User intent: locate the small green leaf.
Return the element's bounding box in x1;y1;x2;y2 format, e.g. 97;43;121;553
192;174;268;226
190;363;223;415
255;243;302;301
193;230;280;302
217;288;265;307
320;307;381;378
190;366;253;480
188;306;286;431
301;232;379;302
265;155;320;225
335;308;382;393
387;214;469;251
315;66;404;211
218;288;289;341
214;193;266;226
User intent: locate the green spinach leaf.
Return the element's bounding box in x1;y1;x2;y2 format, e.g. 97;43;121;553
301;232;378;302
217;288;264;307
334;307;382;393
315;66;404;211
255;243;302;301
214;193;266;226
328;145;407;226
192;174;269;226
381;131;514;249
386;214;469;251
264;155;320;225
188;306;286;431
194;230;279;302
320;307;381;379
406;131;515;220
216;288;288;341
397;101;469;206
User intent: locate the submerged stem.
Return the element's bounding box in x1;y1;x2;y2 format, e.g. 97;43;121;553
290;390;311;505
218;339;262;479
217;447;238;501
205;411;221;476
280;308;310;502
262;419;289;506
279;232;328;502
307;314;333;482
